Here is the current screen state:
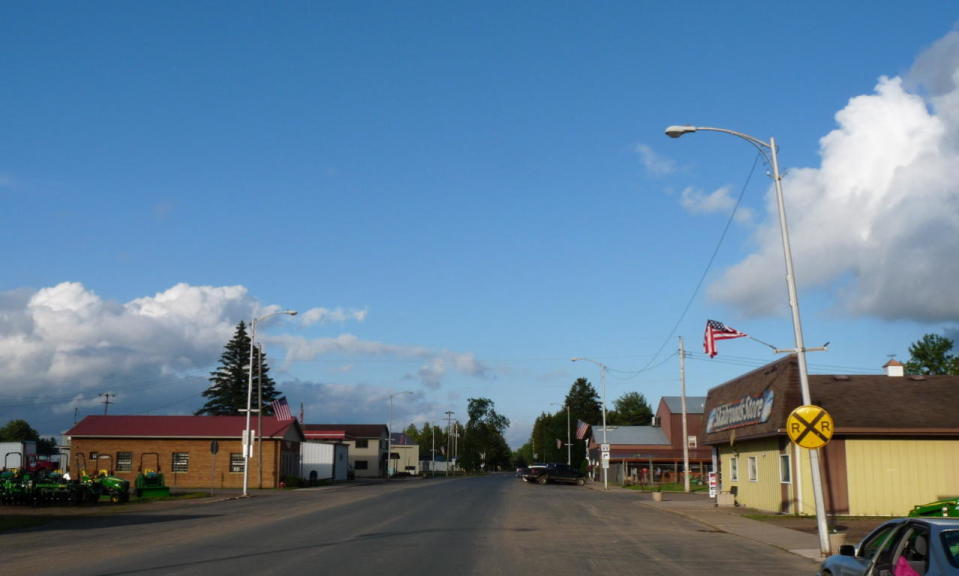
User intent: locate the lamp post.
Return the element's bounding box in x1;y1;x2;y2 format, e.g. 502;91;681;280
387;391;412;480
550;402;571;466
571;357;608;490
243;309;297;497
665;124;830;556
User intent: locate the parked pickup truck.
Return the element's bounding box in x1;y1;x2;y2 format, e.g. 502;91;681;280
523;463;585;486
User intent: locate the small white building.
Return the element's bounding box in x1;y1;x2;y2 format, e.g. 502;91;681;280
300;442;349;483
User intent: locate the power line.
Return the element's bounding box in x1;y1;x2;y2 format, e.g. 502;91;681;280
637;151;763;373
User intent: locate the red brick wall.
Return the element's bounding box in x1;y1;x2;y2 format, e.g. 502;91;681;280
69;438;291;489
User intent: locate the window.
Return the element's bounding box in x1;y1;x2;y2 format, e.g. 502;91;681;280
230;453;244;473
747;456;758;482
172;452;190;473
779;454;791;484
355;439;368;449
729;457;739;482
116;452;132;472
941;529;959;568
89;451;99;466
355;460;368;470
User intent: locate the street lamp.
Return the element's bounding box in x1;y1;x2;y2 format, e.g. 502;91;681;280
387;391;412;480
571;357;608;491
243;309;297;497
550;402;571;466
665;124;830;556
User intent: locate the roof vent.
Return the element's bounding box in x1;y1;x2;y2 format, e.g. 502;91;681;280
832;375;850;381
908;375;926;381
883;359;905;377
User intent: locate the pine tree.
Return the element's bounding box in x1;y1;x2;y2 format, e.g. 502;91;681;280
197;321;281;415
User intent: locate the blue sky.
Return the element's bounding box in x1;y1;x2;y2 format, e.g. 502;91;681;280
3;2;959;447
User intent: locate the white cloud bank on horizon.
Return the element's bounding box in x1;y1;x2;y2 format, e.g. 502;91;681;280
705;30;959;322
0;282;488;412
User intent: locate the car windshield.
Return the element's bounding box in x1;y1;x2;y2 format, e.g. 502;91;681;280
942;530;959;568
859;523;903;561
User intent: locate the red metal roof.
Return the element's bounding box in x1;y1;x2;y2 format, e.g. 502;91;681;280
66;415;301;439
303;424;387;439
304;430;347;440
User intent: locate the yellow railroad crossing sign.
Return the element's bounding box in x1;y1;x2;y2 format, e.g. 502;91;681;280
786;405;834;449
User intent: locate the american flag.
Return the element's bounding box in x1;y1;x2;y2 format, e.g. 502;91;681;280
575;419;590;440
271;397;293;421
704;319;748;358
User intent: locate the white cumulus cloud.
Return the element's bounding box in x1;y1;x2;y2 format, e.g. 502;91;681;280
636;143;677;175
0;283;482;433
300;306;368;326
707;31;959;322
680;186;753;224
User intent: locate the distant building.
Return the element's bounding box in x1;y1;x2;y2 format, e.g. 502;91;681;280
703;355;959;516
390;432;420;476
302;424;388;478
585;396;712;484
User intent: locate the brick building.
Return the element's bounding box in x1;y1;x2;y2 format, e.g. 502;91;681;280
66;415;303;489
586;396;712;484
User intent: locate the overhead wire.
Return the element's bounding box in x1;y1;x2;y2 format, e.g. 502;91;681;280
634;150;765;375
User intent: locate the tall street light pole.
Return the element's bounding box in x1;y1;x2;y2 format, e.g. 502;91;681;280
445;411;454;477
387;391;412;480
550;402;571;466
243;309;297;497
679;337;690;493
571;357;608;491
665;124;830;556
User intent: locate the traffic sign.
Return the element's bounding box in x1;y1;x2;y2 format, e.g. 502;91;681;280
600;443;610;453
601;451;610;461
787;405;834;449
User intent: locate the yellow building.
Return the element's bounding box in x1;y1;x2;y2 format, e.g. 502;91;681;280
704;356;959;516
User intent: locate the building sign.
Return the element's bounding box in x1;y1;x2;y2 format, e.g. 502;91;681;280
706;390;775;433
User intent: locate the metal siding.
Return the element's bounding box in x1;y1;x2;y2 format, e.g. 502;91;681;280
720;438;784;512
845;439;959;516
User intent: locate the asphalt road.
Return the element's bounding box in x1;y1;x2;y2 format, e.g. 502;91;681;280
0;474;816;575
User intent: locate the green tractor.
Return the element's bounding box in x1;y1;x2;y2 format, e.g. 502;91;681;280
135;452;170;498
908;497;959;518
94;454;130;503
76;454;130;503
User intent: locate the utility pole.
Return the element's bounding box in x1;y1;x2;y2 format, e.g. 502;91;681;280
98;393;115;415
445;411;454;477
679;336;690;493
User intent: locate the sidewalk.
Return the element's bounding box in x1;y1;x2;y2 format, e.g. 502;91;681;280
589;484;823;561
645;492;823;561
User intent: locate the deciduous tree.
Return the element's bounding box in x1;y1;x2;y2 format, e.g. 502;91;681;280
607;392;653;426
905;333;959;375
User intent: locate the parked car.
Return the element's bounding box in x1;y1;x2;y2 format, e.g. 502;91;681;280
521;464;546;483
524;463;585;486
817;517;959;576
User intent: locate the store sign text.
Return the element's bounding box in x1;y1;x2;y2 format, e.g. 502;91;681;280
706;390;775;433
